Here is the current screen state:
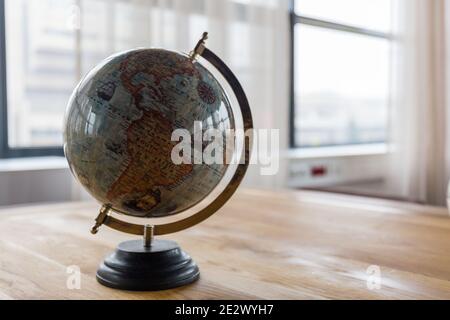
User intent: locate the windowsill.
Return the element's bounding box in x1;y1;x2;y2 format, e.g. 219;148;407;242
0;156;68;173
0;144;388;172
287;143;389;159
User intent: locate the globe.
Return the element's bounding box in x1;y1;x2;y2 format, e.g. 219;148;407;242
64;48;235;218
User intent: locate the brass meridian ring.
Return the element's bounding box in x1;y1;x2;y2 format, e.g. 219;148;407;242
91;34;253;236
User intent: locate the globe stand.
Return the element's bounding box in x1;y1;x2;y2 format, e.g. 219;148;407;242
96;226;199;291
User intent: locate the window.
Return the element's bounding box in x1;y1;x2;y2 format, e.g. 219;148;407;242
290;0;392;148
0;0;75;157
0;0;258;159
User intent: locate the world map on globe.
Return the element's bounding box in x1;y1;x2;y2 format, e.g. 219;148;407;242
64;49;235;218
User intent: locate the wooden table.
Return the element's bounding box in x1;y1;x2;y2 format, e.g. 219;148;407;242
0;189;449;300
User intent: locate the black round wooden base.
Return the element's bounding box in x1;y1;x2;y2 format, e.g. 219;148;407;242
96;239;199;291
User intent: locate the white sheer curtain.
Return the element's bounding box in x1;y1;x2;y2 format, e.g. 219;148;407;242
73;0;290;200
388;0;450;205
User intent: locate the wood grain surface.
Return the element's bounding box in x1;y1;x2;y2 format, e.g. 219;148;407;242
0;189;449;300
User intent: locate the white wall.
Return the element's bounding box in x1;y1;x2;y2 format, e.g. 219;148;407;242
0;157;74;206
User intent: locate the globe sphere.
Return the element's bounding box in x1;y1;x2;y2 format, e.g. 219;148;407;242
64;48;234;218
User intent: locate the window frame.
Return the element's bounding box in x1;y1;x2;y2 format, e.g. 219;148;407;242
289;0;392;149
0;0;64;159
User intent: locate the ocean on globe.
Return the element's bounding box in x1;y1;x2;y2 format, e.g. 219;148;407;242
64;48;235;218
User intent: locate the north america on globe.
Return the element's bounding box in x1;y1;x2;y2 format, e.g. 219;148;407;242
64;49;235;217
